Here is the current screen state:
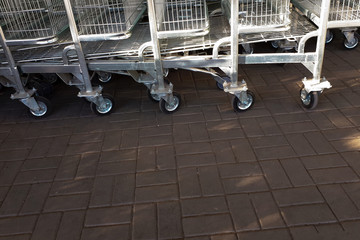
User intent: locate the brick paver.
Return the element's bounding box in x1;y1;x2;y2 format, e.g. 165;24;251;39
0;32;360;240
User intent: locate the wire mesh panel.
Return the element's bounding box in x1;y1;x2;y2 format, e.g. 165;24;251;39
0;0;68;45
329;0;360;22
154;0;209;39
73;0;146;41
222;0;291;33
292;0;360;24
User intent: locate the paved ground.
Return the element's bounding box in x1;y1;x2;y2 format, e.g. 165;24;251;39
1;31;360;240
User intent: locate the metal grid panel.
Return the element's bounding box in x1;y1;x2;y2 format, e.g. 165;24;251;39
155;0;209;39
329;0;360;21
300;0;360;21
0;0;68;44
73;0;146;41
222;0;291;33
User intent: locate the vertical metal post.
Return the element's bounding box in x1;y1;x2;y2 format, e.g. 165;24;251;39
313;0;331;80
147;0;165;89
0;26;27;94
230;0;239;86
62;0;93;92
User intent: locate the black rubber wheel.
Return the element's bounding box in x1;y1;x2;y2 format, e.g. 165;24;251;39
344;36;359;49
90;93;115;115
159;92;181;114
29;96;52;118
300;88;319;109
27;79;54;98
216;76;230;90
326;30;334;44
271;41;280;49
232;90;255;112
96;72;112;83
147;80;171;101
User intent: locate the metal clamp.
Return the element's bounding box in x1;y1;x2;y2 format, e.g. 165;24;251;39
302;77;332;93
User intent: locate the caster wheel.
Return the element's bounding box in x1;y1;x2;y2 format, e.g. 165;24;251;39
90;93;115;115
241;44;254;54
216;76;230;90
147;89;161;102
97;72;112;83
27;79;54;98
232;90;255;112
271;41;280;49
29;96;52;118
326;30;334;44
300;87;319;109
344;36;359;49
159;92;181;114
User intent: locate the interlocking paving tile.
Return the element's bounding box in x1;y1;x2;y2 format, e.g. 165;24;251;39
31;213;62;240
181;196;228;217
227;194;260;231
273;186;324;207
85;206;132;227
56;211;85;240
237;229;292;240
183;214;234;237
1;38;360;239
280;158;314;187
157;201;183;239
281;204;337;226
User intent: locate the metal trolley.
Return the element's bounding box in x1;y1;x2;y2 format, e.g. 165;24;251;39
292;0;360;49
222;0;291;33
0;0;146;117
154;0;209;38
0;0;338;116
73;0;146;41
0;0;68;45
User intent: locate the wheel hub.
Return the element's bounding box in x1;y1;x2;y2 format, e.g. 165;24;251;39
96;98;113;114
237;94;253;110
300;89;311;105
165;96;179;112
30;101;47;117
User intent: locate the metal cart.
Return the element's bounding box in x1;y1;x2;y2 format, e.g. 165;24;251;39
292;0;360;49
0;27;52;117
0;0;337;116
0;0;147;116
73;0;146;41
0;0;68;45
222;0;291;33
154;0;210;39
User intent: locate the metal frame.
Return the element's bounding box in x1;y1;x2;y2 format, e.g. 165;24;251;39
0;0;336;116
0;26;43;113
0;0;68;45
292;0;360;48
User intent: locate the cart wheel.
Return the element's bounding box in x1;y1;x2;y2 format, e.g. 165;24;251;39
216;76;230;90
232;90;255;112
271;41;279;49
159;92;181;114
300;87;319;109
326;30;334;44
29;96;52;118
344;36;359;49
97;72;112;83
90;93;114;115
147;89;161;102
